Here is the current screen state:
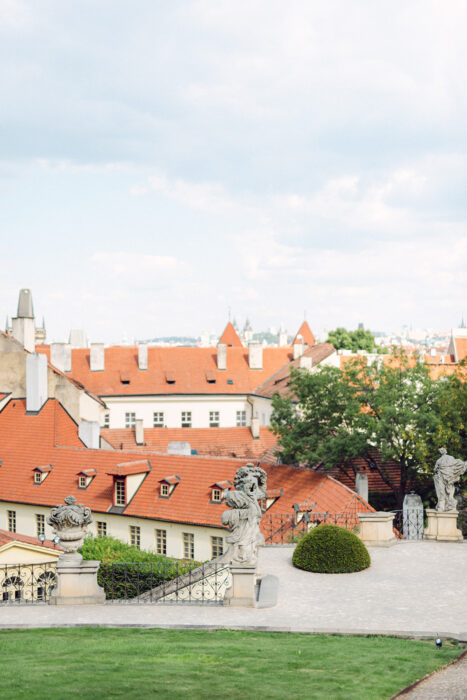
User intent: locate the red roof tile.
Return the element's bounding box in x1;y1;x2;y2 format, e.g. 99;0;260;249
36;345;294;396
0;399;372;530
106;460;151;477
219;322;243;347
101;426;278;460
0;528;62;552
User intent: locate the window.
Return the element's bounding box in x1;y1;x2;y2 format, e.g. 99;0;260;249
181;411;192;428
236;410;247;427
97;521;107;537
115;479;126;506
103;413;110;428
78;476;87;488
155;529;167;555
160;483;169;497
7;510;16;533
125;412;136;428
36;514;45;537
211;536;224;558
209;411;220;427
2;576;22;601
153;411;164;427
130;525;141;548
183;532;194;559
212;488;222;503
34;471;42;484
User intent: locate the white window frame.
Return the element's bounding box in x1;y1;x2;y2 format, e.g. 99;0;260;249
115;479;126;506
153;411;164;427
34;472;42;484
160;483;169;497
155;529;167;555
212;488;222;503
97;521;107;537
125;412;136;428
130;525;141;549
181;411;192;428
36;513;45;537
209;411;220;427
183;532;194;560
7;510;16;533
78;476;87;488
236;410;247;427
211;536;224;558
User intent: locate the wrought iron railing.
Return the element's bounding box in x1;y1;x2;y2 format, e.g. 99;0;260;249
99;561;231;604
392;509;424;540
261;512;360;545
0;562;57;604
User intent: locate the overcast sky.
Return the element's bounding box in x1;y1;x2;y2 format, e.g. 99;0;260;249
1;0;466;343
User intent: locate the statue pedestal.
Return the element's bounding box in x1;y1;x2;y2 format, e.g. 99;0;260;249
424;509;463;542
357;512;397;546
49;557;105;605
223;564;258;608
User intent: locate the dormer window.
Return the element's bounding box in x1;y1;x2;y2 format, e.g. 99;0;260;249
159;475;180;498
115;479;126;506
212;488;222;503
77;469;97;489
33;465;52;484
210;480;231;503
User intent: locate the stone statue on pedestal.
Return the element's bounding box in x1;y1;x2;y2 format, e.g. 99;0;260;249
433;448;466;512
221;463;267;565
47;495;93;561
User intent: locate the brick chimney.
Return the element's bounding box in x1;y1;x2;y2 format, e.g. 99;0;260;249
26;353;48;412
248;343;263;370
50;343;72;373
217;343;227;370
90;343;105;371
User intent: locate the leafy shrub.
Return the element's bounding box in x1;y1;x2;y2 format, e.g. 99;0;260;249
79;536;201;599
292;524;370;574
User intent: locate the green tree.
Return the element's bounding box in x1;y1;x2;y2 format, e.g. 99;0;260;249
270;353;467;509
327;327;380;353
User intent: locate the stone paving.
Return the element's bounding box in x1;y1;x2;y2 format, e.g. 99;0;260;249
1;541;466;640
394;652;467;699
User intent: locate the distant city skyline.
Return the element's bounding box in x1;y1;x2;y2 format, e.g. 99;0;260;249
1;2;466;342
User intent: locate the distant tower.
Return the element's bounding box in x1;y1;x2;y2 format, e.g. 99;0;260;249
243;318;253;343
278;322;288;347
11;289;36;352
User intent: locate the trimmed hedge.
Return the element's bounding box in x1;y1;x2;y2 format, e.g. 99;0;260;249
292;524;370;574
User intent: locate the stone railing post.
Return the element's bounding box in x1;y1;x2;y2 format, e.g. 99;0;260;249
47;496;105;605
357;512;397;547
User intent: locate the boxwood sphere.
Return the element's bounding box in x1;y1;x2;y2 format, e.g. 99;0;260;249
292;524;370;574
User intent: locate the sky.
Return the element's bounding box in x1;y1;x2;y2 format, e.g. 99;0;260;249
1;0;466;343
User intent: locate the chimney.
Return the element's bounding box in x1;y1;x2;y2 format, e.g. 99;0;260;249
250;415;260;439
79;420;100;449
26;353;48;412
299;355;312;370
217;342;227;370
50;343;72;373
90;343;105;371
355;471;369;503
278;330;288;347
69;329;88;348
138;343;148;370
293;342;304;360
135;419;144;446
248;342;263;370
167;441;191;455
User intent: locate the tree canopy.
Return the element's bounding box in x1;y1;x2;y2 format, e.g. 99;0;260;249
326;327;386;353
270;353;467;508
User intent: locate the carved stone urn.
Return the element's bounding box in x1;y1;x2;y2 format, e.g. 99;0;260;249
47;496;93;563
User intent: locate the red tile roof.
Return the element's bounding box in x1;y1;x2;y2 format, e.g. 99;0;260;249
0;528;62;552
35;345;294;396
254;343;335;399
454;337;467;363
218;322;243;347
101;426;278;460
0;399;372;530
292;321;315;347
106;460;151;477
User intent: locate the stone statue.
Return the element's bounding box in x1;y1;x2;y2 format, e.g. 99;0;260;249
47;495;93;559
221;463;267;565
433;448;467;512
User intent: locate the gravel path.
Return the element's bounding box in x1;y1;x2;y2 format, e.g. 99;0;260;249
394;652;467;699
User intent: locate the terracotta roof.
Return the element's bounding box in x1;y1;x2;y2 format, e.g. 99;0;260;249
0;398;373;530
254;343;335;399
218;322;243;347
106;460;151;477
35;345;293;396
292;321;315;347
314;455;416;496
101;426;278;460
0;528;62;551
454;337;467;363
338;352;459;379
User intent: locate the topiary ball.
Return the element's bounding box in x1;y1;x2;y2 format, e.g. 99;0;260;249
292;524;370;574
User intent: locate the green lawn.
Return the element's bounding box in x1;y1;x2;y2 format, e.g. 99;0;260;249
0;628;463;700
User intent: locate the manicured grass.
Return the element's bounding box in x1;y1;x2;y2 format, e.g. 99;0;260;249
0;628;463;700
